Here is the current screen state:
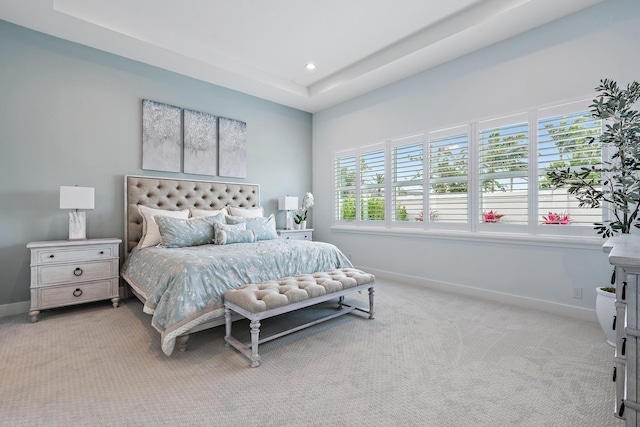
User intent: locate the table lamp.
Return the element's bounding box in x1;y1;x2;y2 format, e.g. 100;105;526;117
60;186;95;240
278;196;298;230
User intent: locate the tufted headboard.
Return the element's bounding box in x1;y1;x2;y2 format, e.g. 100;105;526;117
124;175;260;256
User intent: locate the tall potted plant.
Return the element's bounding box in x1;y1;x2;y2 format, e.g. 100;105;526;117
547;78;640;345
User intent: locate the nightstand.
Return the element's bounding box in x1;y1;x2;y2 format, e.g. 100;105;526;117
26;238;121;322
276;229;313;241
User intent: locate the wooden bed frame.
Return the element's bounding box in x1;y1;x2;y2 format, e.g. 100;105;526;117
122;174;261;351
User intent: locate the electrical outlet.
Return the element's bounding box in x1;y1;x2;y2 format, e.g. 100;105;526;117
572;287;583;299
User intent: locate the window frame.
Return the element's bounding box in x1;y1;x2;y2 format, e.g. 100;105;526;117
332;98;605;240
390;134;425;229
426;125;471;232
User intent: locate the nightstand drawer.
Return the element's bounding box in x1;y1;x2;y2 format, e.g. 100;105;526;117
37;280;116;308
276;229;313;241
35;246;116;264
37;260;115;286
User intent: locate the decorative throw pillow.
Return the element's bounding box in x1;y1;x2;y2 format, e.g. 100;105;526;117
156;215;224;248
189;208;226;218
213;222;255;245
225;214;278;241
226;206;264;218
138;206;189;249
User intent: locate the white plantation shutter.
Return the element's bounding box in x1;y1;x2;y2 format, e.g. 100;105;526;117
332;99;605;238
479;115;529;225
392;137;424;224
428;127;469;224
537;106;602;227
360;147;385;221
334;153;357;221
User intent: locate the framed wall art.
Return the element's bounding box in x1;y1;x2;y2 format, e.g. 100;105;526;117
218;117;247;178
183;109;218;176
142;99;181;173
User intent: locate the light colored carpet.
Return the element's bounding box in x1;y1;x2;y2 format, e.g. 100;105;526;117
0;278;623;426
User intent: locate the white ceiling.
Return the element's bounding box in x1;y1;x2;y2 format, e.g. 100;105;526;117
0;0;602;112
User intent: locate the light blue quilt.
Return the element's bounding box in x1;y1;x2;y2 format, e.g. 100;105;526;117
121;239;352;355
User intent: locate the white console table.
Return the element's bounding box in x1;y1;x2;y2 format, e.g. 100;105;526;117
604;235;640;425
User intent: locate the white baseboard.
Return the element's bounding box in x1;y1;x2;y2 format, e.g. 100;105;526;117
357;265;597;323
0;300;30;319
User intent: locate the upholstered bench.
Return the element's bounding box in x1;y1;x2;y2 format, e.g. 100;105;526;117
223;268;375;367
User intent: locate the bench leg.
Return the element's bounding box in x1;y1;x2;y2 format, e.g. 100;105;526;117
224;307;232;347
250;319;261;368
368;286;375;319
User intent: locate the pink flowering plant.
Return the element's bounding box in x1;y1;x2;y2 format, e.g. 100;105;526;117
482;210;504;223
416;210;438;222
542;211;571;225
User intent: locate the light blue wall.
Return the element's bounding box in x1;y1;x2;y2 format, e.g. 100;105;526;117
0;21;312;310
312;0;640;318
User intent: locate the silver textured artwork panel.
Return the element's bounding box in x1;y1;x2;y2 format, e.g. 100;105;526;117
218;117;247;178
184;109;218;176
142;99;181;172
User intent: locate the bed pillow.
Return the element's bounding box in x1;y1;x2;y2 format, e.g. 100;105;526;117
213;222;255;245
189;208;226;218
225;214;278;241
156;215;224;248
226;206;264;218
138;206;189;249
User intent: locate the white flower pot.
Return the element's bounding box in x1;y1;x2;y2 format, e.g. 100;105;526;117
596;287;616;347
300;221;306;229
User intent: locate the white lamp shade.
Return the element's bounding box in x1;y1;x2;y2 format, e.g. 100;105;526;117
60;186;95;210
278;196;298;211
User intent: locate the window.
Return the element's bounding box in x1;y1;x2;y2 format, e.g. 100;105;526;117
334;144;385;223
537;104;602;228
334;152;356;221
360;146;385;222
332;99;603;238
392;136;424;224
478;115;529;226
428;127;469;225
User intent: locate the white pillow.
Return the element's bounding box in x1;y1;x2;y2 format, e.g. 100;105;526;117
190;208;226;218
226;206;264;218
138;205;189;249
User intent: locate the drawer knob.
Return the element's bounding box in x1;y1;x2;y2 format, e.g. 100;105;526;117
49;254;55;258
73;288;83;297
99;251;104;255
73;267;83;277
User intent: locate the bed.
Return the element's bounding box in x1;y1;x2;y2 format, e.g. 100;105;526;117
120;175;353;356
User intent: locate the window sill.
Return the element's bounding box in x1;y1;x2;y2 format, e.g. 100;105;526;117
330;224;606;250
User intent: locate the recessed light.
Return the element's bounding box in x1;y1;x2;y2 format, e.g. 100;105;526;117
305;63;316;70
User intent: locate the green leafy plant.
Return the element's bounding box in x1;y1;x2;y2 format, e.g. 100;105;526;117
341;196;356;220
546;79;640;237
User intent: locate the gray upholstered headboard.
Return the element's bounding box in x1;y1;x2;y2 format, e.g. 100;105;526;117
124;175;260;255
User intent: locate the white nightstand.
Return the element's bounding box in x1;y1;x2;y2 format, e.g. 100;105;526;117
276;229;313;241
26;238;121;322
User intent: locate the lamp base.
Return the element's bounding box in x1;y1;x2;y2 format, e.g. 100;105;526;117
285;211;293;230
68;211;87;240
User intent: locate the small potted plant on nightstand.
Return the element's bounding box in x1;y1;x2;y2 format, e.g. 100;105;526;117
546;78;640;346
294;192;314;229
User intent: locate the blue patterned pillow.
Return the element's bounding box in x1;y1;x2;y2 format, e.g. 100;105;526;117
213;222;256;245
156;214;224;248
225;214;278;241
